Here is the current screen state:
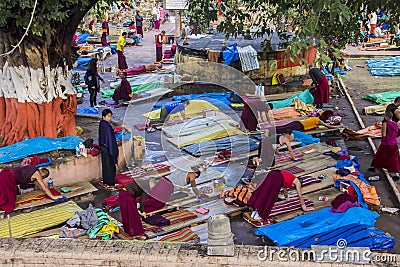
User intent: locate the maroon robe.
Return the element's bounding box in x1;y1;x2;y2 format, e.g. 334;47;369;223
112;78;132;102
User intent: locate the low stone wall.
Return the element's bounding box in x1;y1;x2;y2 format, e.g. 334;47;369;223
0;238;397;267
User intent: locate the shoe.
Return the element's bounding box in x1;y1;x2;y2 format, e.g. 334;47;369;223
392;176;400;181
252;211;262;220
367;167;376;172
95;105;101;108
136;44;143;46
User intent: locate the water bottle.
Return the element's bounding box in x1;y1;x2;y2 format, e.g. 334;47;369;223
48;178;54;188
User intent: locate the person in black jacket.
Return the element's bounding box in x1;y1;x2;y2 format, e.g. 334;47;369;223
85;58;104;107
135;11;144;38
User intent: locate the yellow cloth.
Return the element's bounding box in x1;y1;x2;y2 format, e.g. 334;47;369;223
117;36;125;51
300;117;320;131
167;121;244;148
0;201;82;238
143;100;220;120
291;98;315;116
272;72;279;85
333;174;380;206
364;103;389;115
97;219;119;238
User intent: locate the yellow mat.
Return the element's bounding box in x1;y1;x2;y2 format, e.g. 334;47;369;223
167;122;244;148
0;201;82;238
143;100;219;120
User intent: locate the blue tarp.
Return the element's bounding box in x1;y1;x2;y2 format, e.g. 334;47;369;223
77;107;99;115
254;207;379;247
286;223;395;251
77;57;92;67
268;89;314;110
76;33;91;45
109;45;117;54
0;136;83;164
222;43;239;66
172;92;233;110
366;56;400;76
292;130;320;146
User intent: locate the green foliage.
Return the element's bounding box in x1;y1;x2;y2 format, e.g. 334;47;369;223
91;0;110;19
188;0;400;71
0;0;112;37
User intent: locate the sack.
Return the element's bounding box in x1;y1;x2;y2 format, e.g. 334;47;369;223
277;73;286;84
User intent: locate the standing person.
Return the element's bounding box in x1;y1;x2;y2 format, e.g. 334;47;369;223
371;111;400;180
99;109;119;187
85;58;104;107
112;72;132;103
384;96;400;123
152;5;160;30
116;32;128;70
155;30;165;63
369;10;378;35
135;11;144;38
308;64;330;109
101;17;109;46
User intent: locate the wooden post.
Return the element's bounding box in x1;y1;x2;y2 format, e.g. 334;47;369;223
174;10;181;38
7;214;12;238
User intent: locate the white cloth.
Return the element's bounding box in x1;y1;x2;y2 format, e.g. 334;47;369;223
237;45;260;72
370;12;377;25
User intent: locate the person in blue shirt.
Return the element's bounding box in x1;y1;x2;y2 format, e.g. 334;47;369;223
146;100;189;129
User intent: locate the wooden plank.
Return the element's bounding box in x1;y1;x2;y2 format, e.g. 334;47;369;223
3;181;97;214
265;91;304;101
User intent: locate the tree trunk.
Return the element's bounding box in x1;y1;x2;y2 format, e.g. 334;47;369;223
0;31;77;146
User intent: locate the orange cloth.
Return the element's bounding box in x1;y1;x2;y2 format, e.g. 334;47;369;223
220;184;252;204
271;107;301;120
300;117;320;131
332;174;380;206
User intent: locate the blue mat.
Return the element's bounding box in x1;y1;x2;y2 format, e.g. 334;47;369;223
254;207;379;247
77;107;99;115
76;33;90;45
172;92;233;110
287;223;395;251
0;136;83;164
268;89;314;110
366;56;400;76
77;57;92;67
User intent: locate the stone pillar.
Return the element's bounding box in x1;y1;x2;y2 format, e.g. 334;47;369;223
207;214;234;256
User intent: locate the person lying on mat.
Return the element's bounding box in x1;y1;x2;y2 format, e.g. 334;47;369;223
275;116;343;135
7;166;63;200
145;100;189;130
273;129;299;161
165;167;202;198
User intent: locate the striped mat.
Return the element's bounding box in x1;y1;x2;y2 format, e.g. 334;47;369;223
127;164;171;179
159;227;200;243
0;201;82;238
269;197;313;217
143;209;197;232
15;188;60;206
275;151;304;163
282;166;305;174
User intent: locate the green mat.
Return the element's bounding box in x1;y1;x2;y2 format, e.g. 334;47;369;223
363;91;400;104
101;81;163;98
268;89;314;109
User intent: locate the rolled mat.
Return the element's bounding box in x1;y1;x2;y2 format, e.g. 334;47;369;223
0;201;82;238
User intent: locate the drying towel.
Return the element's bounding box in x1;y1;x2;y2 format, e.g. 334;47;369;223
159;227;200;243
237;45;260;72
